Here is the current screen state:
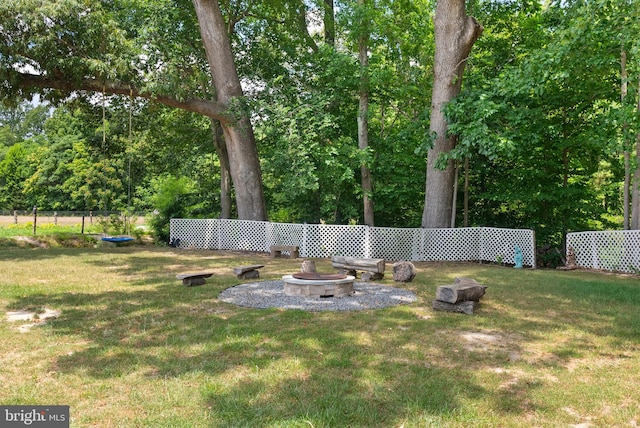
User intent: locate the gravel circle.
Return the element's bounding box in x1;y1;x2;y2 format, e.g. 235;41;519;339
218;280;418;312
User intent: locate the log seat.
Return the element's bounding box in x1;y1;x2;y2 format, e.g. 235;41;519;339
331;255;385;281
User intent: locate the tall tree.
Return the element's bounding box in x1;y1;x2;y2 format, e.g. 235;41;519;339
622;46;631;229
421;0;482;228
357;0;374;226
632;82;640;229
191;0;267;221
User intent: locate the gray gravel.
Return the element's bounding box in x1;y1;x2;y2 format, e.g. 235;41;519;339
218;280;418;312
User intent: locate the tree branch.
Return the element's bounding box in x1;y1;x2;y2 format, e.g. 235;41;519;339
13;72;229;121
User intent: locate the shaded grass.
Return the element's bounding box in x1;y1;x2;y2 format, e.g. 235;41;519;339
1;246;639;427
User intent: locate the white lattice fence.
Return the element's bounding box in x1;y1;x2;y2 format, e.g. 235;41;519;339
421;228;482;262
169;219;218;249
369;227;422;261
480;227;536;267
218;220;269;252
170;219;536;266
267;222;304;252
567;230;640;273
303;224;367;258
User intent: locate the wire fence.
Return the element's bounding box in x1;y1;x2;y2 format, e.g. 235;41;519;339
0;210;147;234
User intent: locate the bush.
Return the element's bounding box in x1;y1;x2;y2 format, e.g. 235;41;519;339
147;175;195;244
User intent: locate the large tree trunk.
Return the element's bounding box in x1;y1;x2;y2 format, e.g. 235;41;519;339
192;0;267;221
358;0;374;226
211;119;232;218
421;0;482;228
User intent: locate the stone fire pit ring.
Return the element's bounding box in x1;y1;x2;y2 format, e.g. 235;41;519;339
283;273;355;298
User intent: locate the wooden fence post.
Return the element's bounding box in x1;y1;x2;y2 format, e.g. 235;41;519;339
32;206;37;235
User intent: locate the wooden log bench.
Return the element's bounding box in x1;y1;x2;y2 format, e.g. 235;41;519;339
270;245;299;259
176;270;217;286
331;256;385;281
233;264;265;279
432;277;487;315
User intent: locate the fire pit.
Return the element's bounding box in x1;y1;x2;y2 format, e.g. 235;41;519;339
282;273;355;298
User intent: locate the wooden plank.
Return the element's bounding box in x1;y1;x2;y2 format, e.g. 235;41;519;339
331;256;385;273
232;264;264;275
176;270;216;280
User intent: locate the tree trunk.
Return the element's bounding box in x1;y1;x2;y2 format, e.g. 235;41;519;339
463;156;469;227
632;142;640;229
358;0;374;226
632;78;640;229
192;0;267;221
451;160;458;227
625;151;631;229
211;119;232;218
422;0;482;228
622;47;630;229
324;0;335;47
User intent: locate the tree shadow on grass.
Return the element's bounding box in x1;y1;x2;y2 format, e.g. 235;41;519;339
200;360;489;427
4;280;539;425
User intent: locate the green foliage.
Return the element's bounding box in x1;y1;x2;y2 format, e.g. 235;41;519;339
253;0;435;227
0;0;135;103
146;175;197;243
443;0;640;247
96;214;126;236
0;143;36;209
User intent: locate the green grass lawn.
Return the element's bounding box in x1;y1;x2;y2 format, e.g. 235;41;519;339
0;222;105;238
1;244;639;427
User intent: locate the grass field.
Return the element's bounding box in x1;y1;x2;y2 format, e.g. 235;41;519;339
1;243;639;427
0;215;146;237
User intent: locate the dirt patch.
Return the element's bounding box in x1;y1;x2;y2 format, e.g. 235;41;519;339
458;330;521;356
14;236;49;248
6;308;61;333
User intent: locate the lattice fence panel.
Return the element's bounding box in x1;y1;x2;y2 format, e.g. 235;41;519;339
567;231;640;273
420;228;482;261
218;219;269;252
369;227;423;261
479;227;536;267
302;224;367;258
266;222;304;253
170;219;218;249
170;220;536;266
